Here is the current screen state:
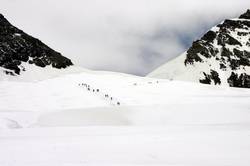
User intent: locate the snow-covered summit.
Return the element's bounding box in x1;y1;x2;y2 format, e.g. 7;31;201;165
0;14;73;77
148;9;250;88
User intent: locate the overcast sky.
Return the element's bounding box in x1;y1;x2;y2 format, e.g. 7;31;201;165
1;0;250;75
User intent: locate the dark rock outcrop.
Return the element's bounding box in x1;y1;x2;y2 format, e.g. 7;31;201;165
239;9;250;19
0;14;73;75
228;72;250;88
199;70;221;85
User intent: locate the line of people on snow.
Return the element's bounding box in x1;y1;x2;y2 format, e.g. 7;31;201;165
78;83;120;106
132;80;159;86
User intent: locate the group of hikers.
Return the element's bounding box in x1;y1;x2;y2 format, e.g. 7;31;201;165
78;83;120;106
133;80;159;86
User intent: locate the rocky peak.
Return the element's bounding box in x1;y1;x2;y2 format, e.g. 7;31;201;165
0;13;8;22
183;10;250;88
149;9;250;88
0;14;73;76
239;9;250;19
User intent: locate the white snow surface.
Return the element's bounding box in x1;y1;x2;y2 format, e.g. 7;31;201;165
1;67;250;166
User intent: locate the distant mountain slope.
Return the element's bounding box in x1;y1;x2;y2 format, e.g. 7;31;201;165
0;14;73;76
148;10;250;88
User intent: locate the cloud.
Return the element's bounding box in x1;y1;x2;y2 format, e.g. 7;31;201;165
1;0;250;75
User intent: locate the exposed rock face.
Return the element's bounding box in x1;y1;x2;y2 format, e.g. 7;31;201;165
149;10;250;88
200;70;221;85
228;72;250;88
185;10;250;87
239;9;250;19
0;14;73;75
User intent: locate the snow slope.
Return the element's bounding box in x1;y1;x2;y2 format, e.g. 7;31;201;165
1;126;250;166
1;68;250;165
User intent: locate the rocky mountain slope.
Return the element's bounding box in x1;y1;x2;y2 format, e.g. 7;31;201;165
0;14;73;76
148;10;250;88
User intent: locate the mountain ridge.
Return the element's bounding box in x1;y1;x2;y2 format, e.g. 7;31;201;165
149;9;250;88
0;13;73;76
